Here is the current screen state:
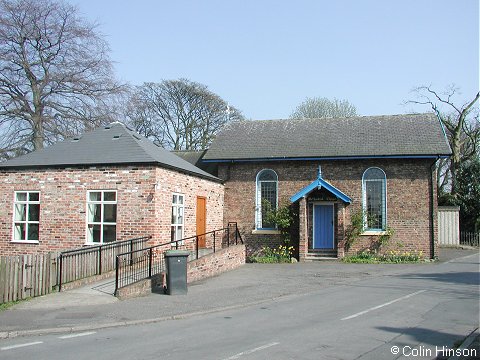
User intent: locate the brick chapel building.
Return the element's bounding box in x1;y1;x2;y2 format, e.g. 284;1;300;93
202;113;451;260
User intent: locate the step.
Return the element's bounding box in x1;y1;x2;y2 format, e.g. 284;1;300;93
304;251;338;261
308;249;337;255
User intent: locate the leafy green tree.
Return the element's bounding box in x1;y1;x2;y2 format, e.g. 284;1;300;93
455;157;480;232
290;97;357;119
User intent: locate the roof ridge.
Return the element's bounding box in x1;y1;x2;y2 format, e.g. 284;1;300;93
171;149;208;153
231;112;433;123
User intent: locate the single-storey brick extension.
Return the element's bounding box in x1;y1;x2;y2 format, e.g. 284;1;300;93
0;113;451;260
203;113;451;260
0;123;224;255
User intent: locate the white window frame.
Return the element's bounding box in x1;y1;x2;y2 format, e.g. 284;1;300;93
171;193;185;244
12;191;40;243
86;190;117;244
362;167;387;231
255;169;278;230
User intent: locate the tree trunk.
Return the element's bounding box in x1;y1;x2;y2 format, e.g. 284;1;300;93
32;114;45;151
450;130;462;196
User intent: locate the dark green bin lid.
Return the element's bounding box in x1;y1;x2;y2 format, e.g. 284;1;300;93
164;250;191;257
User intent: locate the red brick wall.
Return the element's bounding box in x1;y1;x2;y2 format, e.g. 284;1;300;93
0;165;224;255
153;167;224;248
115;245;246;300
218;159;437;259
187;244;245;283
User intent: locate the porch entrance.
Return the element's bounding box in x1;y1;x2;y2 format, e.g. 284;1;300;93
313;204;334;249
196;197;207;248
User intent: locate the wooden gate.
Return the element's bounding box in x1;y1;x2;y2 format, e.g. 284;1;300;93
0;253;58;304
438;206;460;246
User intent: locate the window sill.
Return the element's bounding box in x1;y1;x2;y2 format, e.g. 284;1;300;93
11;240;39;245
361;231;388;236
252;229;281;235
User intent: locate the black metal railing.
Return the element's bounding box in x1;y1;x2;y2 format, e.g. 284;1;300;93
460;232;479;247
58;236;151;291
115;222;242;295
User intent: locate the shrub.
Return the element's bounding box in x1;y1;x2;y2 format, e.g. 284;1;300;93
345;210;363;251
250;245;295;263
264;202;296;244
342;249;425;264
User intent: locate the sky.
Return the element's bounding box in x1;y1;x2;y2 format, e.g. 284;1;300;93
70;0;479;120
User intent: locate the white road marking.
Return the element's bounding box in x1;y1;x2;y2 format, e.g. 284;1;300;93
446;253;480;263
58;331;96;339
341;290;426;320
223;342;280;360
1;341;43;351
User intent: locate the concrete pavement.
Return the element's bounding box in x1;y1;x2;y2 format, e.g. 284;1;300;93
0;247;478;360
0;247;477;343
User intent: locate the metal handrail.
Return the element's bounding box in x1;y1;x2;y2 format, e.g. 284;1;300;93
58;236;149;255
114;222;243;294
115;223;242;259
58;235;151;291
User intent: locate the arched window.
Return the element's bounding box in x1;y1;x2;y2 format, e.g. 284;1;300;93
256;169;278;229
362;167;387;231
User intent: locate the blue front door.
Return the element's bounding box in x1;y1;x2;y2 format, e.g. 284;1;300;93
313;204;334;249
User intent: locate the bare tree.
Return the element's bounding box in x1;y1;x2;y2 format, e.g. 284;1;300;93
124;79;243;150
290;97;357;119
407;85;480;196
0;0;123;160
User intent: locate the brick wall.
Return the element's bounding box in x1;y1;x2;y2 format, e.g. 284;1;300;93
218;158;437;259
115;245;245;300
0;165;224;255
187;244;245;283
153;167;224;248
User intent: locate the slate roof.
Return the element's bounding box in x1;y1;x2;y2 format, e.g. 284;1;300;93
203;113;452;161
172;150;219;176
0;122;220;181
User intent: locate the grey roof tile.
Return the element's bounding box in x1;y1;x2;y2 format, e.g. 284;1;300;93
204;113;452;160
0;122;220;181
172;150;219;176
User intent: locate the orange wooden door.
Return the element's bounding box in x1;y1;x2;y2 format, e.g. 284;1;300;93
196;197;207;248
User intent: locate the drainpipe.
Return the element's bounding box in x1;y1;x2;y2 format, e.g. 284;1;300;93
430;157;439;259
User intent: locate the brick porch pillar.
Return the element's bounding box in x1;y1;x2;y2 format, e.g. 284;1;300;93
299;197;308;261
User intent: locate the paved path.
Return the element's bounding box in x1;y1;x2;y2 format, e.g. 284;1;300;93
0;247;477;339
0;248;478;359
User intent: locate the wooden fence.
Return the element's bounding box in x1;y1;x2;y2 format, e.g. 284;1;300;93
438;206;460;246
0;237;152;304
58;236;150;290
0;253;58;304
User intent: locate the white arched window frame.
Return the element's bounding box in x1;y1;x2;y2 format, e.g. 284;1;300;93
255;169;278;229
362;167;387;231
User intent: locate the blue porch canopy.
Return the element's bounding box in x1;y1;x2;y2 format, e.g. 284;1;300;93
290;177;352;204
